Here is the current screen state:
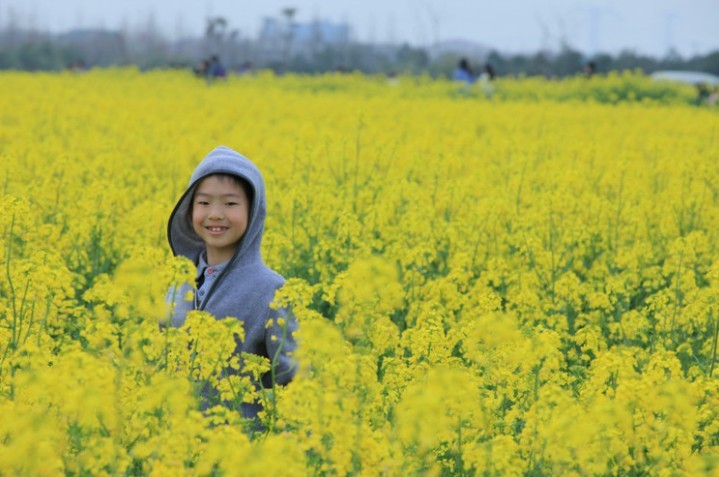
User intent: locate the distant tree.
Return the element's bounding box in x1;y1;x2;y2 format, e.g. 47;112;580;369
312;45;343;72
396;43;429;74
486;50;506;75
553;44;584;76
0;50;17;69
592;53;614;74
281;8;297;71
529;51;552;77
612;50;658;73
17;41;68;70
429;52;463;78
661;48;684;70
686;51;719;75
205;16;227;56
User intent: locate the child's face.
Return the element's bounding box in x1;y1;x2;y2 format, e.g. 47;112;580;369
191;175;250;265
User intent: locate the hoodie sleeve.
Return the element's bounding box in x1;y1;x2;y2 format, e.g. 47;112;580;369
264;306;299;386
164;283;195;328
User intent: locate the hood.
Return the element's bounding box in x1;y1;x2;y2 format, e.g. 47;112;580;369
167;146;267;267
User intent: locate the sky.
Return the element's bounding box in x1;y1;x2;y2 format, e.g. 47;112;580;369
1;0;718;57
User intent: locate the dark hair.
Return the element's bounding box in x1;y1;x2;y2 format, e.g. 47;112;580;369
186;173;254;223
210;173;253;205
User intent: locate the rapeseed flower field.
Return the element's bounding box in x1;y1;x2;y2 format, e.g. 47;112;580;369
1;69;718;476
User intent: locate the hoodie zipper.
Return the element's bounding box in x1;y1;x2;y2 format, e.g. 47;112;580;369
196;259;233;310
195;222;251;310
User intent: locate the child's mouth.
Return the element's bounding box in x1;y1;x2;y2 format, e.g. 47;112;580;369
205;226;228;235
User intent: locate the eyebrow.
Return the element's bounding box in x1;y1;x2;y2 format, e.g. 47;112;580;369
194;192;244;198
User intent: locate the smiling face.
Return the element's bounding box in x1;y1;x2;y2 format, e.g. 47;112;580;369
191;175;251;265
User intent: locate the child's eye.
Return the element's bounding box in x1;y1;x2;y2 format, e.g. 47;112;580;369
196;201;209;206
225;202;239;206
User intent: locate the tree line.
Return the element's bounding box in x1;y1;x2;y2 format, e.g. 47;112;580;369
1;26;717;78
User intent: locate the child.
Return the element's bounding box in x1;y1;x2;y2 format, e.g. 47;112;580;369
166;145;297;419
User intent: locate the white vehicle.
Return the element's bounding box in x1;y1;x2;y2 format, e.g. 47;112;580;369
650;70;719;86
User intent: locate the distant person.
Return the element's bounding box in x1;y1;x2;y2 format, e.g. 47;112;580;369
479;63;496;98
708;86;718;107
482;63;496;81
193;59;209;78
67;60;87;73
453;58;476;85
584;61;596;78
387;70;399;86
236;61;254;76
207;55;227;81
695;83;712;106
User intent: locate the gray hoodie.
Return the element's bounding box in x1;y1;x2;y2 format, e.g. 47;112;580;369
166;146;297;417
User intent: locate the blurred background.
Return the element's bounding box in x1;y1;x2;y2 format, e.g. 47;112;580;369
0;0;718;78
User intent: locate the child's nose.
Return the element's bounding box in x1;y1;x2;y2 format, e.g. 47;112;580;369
208;205;224;219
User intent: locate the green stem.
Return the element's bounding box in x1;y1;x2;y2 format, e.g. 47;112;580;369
709;308;719;377
455;417;464;475
352;116;364;214
16;279;31;347
614;172;624;252
5;215;17;350
548;204;556;305
24;292;49;346
669;249;684;346
269;311;291;431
